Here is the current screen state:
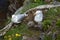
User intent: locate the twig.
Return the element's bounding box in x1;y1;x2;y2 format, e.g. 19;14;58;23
0;22;13;36
24;4;60;14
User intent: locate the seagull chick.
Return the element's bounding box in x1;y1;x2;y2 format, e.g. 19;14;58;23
34;10;43;24
11;13;28;23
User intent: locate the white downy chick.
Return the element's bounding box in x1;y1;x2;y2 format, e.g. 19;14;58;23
34;10;43;24
11;13;28;23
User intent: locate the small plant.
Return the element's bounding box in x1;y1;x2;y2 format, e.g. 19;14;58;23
42;20;52;31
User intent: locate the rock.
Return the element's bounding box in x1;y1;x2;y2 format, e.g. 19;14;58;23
52;32;57;40
39;33;45;40
22;35;29;40
34;23;42;30
22;35;38;40
27;21;35;27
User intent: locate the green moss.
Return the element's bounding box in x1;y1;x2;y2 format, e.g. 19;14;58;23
56;34;60;40
44;35;52;40
56;19;60;28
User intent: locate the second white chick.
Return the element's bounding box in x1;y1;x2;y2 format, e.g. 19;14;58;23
11;13;28;23
34;10;43;23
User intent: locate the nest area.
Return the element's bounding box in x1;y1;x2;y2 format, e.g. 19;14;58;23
23;9;41;22
23;9;47;25
11;9;45;38
23;9;36;23
23;8;48;24
21;9;44;31
19;7;60;33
